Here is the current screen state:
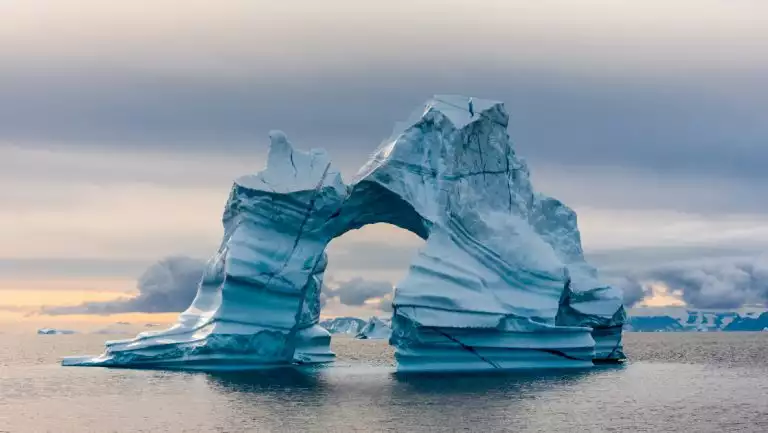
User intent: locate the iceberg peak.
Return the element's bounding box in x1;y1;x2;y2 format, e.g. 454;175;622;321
425;94;507;129
235;131;345;195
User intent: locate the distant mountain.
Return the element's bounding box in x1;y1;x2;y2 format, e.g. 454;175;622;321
723;312;768;331
626;307;768;332
627;316;683;332
319;317;366;335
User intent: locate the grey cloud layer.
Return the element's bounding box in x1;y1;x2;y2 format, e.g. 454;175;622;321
2;2;767;189
42;256;205;315
4;2;768;314
609;277;653;308
595;248;768;309
324;278;394;307
4;70;766;184
37;254;397;315
4;71;766;219
643;257;768;309
0;258;153;280
30;246;768;314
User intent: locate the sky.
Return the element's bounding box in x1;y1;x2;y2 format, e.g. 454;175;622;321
1;0;767;324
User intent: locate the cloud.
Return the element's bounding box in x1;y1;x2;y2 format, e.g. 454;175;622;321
377;294;394;313
609;277;652;308
0;258;152;279
3;2;767;189
642;256;768;309
33;256;394;316
324;277;394;307
0;305;35;313
42;256;205;315
327;241;420;272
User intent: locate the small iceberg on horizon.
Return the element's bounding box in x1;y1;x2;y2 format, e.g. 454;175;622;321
38;328;76;335
356;317;392;340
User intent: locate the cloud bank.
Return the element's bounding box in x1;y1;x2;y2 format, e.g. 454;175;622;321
641;256;768;309
324;277;394;309
597;253;768;310
42;256;205;315
39;256;397;316
36;251;768;315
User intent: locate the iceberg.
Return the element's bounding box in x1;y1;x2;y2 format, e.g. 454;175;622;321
356;317;392;340
319;317;366;335
63;95;624;372
38;328;76;335
624;307;768;332
722;312;768;331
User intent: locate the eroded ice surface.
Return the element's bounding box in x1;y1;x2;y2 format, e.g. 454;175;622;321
63;95;624;372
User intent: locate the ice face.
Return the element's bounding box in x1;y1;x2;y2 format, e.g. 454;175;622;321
530;195;626;360
63;95;625;372
356;96;597;371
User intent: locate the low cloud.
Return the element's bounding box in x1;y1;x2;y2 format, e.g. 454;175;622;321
642;256;768;309
36;252;768;315
42;256;205;315
324;277;394;307
608;277;652;308
377;293;394;313
0;305;36;314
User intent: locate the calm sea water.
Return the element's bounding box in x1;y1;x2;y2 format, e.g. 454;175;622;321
1;332;768;432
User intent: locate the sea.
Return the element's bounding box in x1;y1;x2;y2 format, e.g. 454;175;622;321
1;332;767;432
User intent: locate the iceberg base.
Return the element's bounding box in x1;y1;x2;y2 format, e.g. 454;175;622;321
591;326;625;362
391;316;596;373
61;325;336;371
292;325;336;364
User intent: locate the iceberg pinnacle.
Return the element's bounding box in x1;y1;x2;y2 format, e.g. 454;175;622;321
63;95;625;372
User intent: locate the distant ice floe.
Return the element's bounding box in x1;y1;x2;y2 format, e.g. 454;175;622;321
38;328;76;335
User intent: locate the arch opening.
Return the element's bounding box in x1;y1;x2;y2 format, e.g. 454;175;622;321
315;223;422;359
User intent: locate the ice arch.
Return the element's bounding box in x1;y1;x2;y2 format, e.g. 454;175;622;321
63;96;625;372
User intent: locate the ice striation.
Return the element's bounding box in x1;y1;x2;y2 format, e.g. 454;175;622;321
63;95;625;372
356;317;392;340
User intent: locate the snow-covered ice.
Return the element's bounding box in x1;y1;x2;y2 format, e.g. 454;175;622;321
63;95;625;372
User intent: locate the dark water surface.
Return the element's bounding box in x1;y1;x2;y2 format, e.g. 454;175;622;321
1;333;767;432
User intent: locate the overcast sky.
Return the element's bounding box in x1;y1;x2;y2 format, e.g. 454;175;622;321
1;1;767;318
